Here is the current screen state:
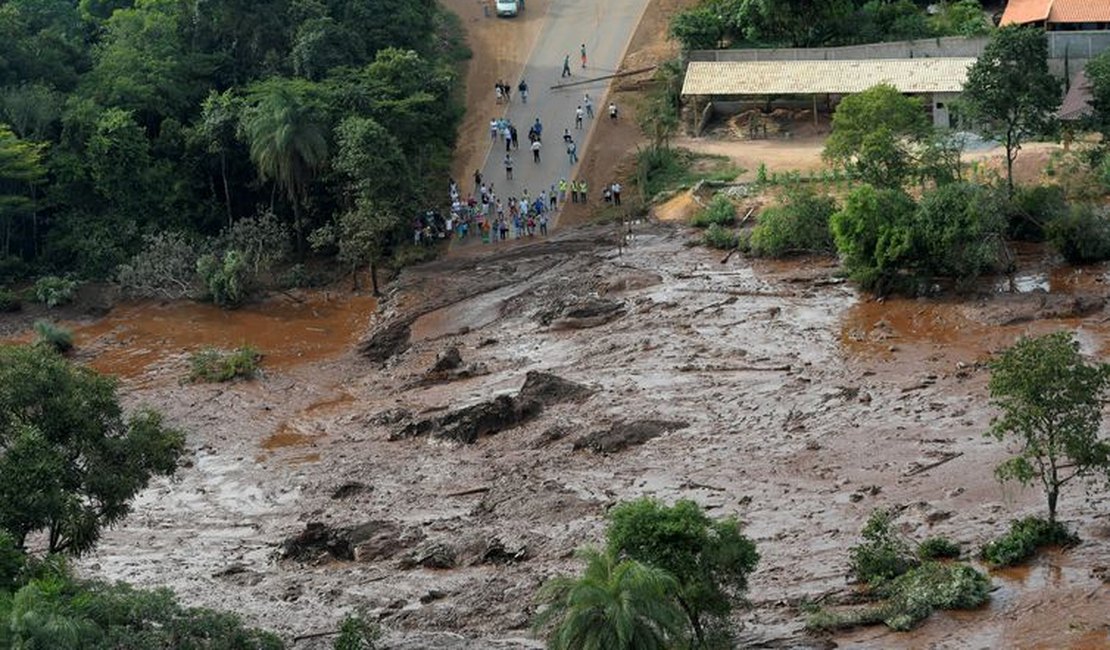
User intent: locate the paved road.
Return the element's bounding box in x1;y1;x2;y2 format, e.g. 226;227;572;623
472;0;651;210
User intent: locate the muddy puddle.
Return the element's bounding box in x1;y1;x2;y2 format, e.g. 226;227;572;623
66;292;377;380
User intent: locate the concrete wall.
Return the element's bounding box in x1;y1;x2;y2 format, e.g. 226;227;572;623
687;36;989;63
687;31;1110;65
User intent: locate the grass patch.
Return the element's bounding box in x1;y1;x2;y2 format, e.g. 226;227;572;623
33;275;78;308
636;147;741;200
690;195;736;228
980;517;1079;567
0;289;21;313
188;346;261;383
918;537;961;560
807;562;991;632
33;320;74;353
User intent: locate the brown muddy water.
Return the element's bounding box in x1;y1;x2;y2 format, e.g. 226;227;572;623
68;292;377;380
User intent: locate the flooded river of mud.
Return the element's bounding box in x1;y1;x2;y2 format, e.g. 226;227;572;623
5;231;1102;649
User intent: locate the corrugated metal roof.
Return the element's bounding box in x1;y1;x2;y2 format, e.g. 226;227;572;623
1001;0;1051;26
1049;0;1110;24
681;58;976;96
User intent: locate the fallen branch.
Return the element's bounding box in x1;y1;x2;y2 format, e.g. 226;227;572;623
904;452;964;477
678;364;791;373
444;486;491;497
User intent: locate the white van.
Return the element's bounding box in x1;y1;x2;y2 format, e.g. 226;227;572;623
496;0;519;17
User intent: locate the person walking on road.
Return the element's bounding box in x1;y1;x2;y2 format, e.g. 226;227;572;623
584;94;594;118
612;181;622;205
558;178;567;203
562;54;571;78
504;154;513;180
519;78;529;104
575;106;584;129
579;179;588;203
531;138;542;163
571;182;579;203
609;102;618;120
580;43;587;68
490;118;498;141
473;169;482;193
566;139;578;164
510;124;519;150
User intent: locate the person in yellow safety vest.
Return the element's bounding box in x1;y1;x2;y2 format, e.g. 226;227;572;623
558;178;568;204
579;179;588;203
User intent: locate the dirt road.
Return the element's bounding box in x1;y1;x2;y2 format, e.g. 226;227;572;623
470;0;651;207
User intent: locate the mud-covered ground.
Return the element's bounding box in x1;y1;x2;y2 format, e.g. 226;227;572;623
49;220;1107;649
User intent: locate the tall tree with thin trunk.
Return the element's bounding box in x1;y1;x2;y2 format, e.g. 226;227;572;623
241;79;328;253
987;331;1110;524
962;26;1060;196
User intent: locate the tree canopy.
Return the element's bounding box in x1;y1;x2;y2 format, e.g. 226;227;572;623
987;331;1110;524
0;345;184;555
824;84;931;189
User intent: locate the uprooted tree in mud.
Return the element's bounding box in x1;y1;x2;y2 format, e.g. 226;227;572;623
535;498;759;649
0;345;185;555
986;331;1110;525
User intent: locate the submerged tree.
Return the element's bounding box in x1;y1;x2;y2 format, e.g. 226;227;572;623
987;331;1110;524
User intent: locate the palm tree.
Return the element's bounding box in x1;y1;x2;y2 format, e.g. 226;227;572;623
533;548;687;650
241;80;327;253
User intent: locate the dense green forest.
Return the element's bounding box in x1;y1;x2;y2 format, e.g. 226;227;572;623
0;0;466;294
669;0;991;50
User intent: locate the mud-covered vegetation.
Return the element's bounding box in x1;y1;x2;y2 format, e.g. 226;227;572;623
188;346;262;383
979;516;1078;567
0;0;467;300
807;510;990;633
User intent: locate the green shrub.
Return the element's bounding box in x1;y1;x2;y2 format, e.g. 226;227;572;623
33;320;74;353
749;187;837;256
1006;184;1067;241
702;223;738;250
918;537;961;560
831;185;917;293
913;182;1005;288
0;289;21;312
188;346;260;383
807;562;990;632
980;516;1078;567
1047;205;1110;264
849;509;919;586
197;250;248;307
33;275;78;308
690;195;736;228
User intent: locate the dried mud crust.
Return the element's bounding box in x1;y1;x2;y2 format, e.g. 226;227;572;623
75;219;1110;649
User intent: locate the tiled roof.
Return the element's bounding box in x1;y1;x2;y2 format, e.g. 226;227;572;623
1048;0;1110;24
681;58;976;96
1000;0;1051;26
1001;0;1110;26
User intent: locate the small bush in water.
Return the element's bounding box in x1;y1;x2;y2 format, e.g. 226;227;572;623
980;516;1078;567
33;320;74;353
188;346;260;383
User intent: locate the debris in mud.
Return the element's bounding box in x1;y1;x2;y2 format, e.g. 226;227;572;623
602;271;663;294
414;346;490;387
479;537;529;565
400;541;457;570
970;292;1107;326
330;481;370;500
573;419;690;454
392;371;593;443
212;564;264;587
358;317;413;363
280;521;420;564
430;346;463;372
533;424;572;448
369;407;412;425
543;297;626;329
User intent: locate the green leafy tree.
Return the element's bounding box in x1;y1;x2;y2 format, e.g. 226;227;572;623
0;345;184;554
669;6;726;50
824;84;931;188
987;331;1110;524
0;123;45;258
913;181;1003;286
333;614;381;650
192;89;243;226
1085;50;1110;142
830;184;917;293
963;26;1060;195
606;498;759;648
240;78;329;253
533;547;687;650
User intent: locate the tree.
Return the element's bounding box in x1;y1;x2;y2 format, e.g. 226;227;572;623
913;182;1003;287
824;84;931;188
192;89;243;226
533;547;687;650
0;345;184;555
0;124;45;258
987;331;1110;524
240;78;329;253
606;498;759;648
669;6;726;50
1085;50;1110;142
963;26;1060;195
830;184;917;293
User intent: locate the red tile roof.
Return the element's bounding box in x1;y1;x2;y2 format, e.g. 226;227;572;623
1002;0;1110;26
1048;0;1110;24
1001;0;1051;25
